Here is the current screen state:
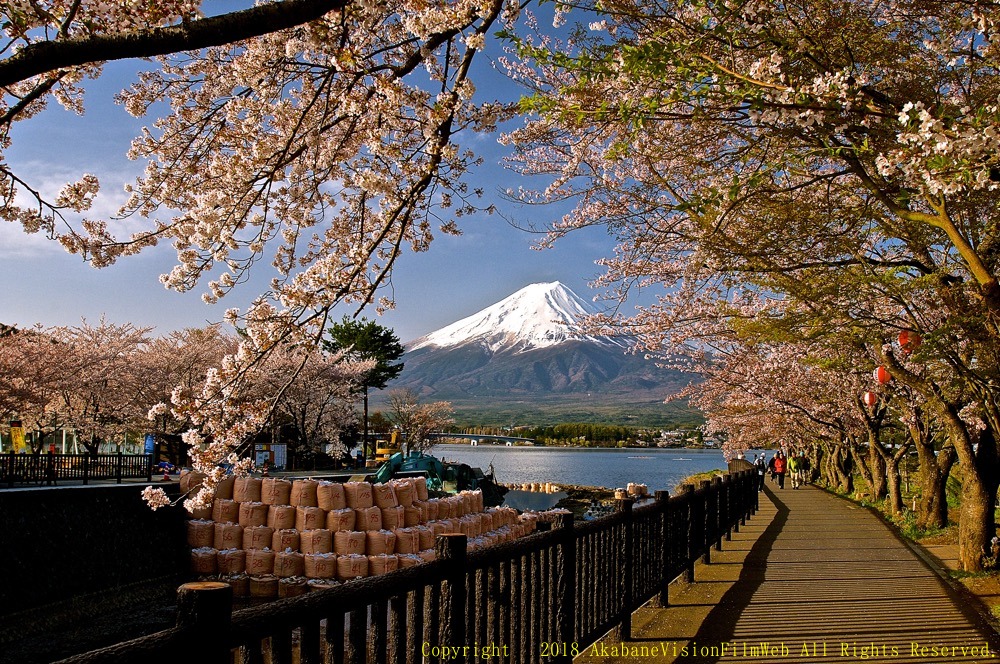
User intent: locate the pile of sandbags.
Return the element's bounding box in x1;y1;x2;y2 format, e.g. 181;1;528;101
186;476;542;599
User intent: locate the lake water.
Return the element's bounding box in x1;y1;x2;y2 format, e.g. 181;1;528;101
431;444;731;493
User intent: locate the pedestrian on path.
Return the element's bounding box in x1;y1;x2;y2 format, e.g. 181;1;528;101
754;454;766;491
767;453;777;482
773;451;787;489
788;452;801;488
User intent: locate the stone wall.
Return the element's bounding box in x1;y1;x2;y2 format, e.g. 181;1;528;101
0;482;187;617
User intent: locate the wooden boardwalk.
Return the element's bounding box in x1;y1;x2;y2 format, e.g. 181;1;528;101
578;483;1000;663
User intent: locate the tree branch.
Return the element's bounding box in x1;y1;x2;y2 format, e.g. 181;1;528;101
0;0;348;89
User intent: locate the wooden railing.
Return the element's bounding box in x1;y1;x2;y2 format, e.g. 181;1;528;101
55;469;759;664
1;452;152;487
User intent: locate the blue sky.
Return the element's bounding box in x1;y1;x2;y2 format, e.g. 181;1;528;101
0;10;642;344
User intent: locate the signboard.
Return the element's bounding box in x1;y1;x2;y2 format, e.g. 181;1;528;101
144;433;156;455
9;420;26;453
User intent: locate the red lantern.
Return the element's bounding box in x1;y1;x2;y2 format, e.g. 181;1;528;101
873;366;891;385
898;330;922;354
862;391;878;407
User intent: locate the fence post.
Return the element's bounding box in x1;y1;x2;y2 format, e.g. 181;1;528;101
699;480;713;564
176;581;232;663
6;453;13;488
146;453;153;482
436;533;467;653
83;453;90;485
46;451;55;486
615;497;635;641
115;451;123;483
712;476;725;550
555;513;575;663
655;490;670;607
682;484;696;582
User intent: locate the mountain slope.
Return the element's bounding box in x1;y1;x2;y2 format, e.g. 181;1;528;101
384;282;696;425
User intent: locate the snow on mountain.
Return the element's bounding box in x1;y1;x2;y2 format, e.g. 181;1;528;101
408;281;622;353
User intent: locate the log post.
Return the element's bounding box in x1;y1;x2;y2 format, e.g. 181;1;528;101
176;581;232;663
616;497;635;641
655;490;670;607
682;484;697;581
554;512;576;664
436;533;468;653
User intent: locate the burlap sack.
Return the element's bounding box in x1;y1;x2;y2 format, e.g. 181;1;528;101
211;499;239;524
397;554;421;568
295;506;326;531
417;549;436;562
188;503;213;520
238;501;268;528
274;551;305;578
344;482;373;509
393;528;420;555
249;575;278;598
436;499;453;520
226;573;249;597
372;483;398;509
233;477;263;502
380;506;403;530
307;579;340;591
403;506;421;527
272;528;300;552
217;548;247;574
415;525;435;551
213;522;243;550
267;504;296;530
413;476;429;501
278;577;308;598
303;553;338;579
355;506;382;532
261;478;292;506
290;479;319;507
242;525;275;551
245;549;276;575
326;508;356;532
428;521;447;537
317;481;347;511
190;547;217;574
367;554;398;576
300;529;334;555
333;530;367;556
180;470;205;494
216;475;236;500
186;519;215;548
391;479;415;507
337;554;368;580
365;530;396;556
422;499;439;521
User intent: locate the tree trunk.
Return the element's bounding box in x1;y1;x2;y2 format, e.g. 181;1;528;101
959;426;1000;571
885;453;904;515
915;444;955;530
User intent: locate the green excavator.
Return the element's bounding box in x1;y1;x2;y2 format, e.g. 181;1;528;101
372;450;507;507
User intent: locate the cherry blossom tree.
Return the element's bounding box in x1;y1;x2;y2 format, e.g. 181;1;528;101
385;387;454;453
503;0;1000;569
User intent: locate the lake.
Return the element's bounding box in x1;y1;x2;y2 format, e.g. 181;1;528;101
431;444;732;493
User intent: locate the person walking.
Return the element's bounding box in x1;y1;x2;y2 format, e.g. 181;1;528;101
799;451;812;485
773;451;787;489
767;453;777;482
754;453;766;491
788;452;801;489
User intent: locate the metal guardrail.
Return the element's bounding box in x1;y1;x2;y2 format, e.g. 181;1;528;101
1;452;153;487
55;469;759;664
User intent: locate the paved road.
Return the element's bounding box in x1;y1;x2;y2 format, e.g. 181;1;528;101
578;484;1000;663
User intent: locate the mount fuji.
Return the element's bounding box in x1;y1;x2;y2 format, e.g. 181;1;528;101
384;282;695;425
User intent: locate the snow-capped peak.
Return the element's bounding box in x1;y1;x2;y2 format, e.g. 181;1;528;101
409;281;612;353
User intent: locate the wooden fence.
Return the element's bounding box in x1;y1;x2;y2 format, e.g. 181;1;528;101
55;469;759;664
1;452;152;487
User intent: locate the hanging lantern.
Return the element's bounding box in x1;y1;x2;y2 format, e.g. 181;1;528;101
873;366;891;385
898;330;922;354
862;391;878;407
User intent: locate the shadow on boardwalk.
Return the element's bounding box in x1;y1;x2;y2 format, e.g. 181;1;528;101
578;484;1000;664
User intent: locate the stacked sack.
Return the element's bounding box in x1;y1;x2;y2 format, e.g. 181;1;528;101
186;475;540;599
